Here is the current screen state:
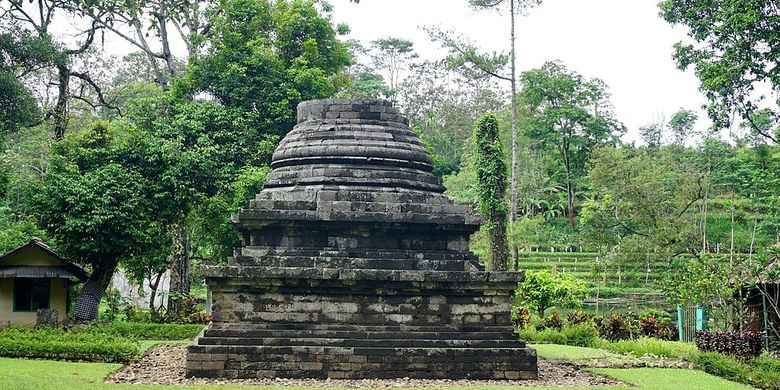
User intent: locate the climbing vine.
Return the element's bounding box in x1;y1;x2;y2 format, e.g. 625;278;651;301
473;114;509;271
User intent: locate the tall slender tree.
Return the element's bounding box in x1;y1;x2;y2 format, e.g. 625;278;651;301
369;37;417;100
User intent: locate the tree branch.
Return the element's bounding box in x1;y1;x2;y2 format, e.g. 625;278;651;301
65;20;99;55
69;71;122;115
86;11;166;60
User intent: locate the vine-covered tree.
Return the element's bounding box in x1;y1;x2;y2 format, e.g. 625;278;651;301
474;113;509;271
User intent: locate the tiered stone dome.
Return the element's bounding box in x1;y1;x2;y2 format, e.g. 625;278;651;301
235;99;479;228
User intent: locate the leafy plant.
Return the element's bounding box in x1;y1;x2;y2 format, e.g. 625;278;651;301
567;310;591;326
516;270;587;317
511;306;532;330
695;330;764;360
543;311;564;331
599;314;632;341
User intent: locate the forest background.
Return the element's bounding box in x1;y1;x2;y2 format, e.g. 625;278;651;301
0;0;778;330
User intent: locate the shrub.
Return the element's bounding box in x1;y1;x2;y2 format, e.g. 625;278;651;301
543;311;564;330
516;270;587;317
695;330;764;359
694;352;749;384
567;310;591;326
89;322;205;340
599;314;631;341
561;323;599;347
693;352;780;390
519;327;568;345
639;314;661;337
601;337;698;359
0;326;139;363
511;306;532;330
519;323;597;347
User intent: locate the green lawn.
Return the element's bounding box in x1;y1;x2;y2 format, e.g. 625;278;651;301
533;343;621;360
589;368;754;390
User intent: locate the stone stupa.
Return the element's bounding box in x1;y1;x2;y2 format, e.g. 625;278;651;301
186;99;538;380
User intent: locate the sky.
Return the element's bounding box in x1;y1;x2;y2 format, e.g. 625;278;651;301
327;0;710;143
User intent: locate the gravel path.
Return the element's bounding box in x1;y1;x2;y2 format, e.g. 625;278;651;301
107;344;624;388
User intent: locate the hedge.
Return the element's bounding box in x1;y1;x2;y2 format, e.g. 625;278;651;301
0;327;139;363
92;322;204;340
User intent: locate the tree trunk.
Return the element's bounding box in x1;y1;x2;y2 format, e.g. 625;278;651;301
488;213;509;272
167;223;191;320
52;63;70;140
509;0;519;268
563;147;575;230
73;260;118;321
148;270;164;315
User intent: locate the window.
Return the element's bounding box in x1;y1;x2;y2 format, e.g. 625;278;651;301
13;278;51;312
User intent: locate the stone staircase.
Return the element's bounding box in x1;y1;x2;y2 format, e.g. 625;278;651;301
187;323;536;379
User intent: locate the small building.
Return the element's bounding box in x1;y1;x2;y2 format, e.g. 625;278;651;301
0;239;88;327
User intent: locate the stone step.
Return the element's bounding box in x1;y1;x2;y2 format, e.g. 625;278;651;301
207;322;513;333
238;247;480;261
231;256;475;271
188;344;536;360
196;336;523;348
187;344;537;380
203;328;517;340
187;368;532;380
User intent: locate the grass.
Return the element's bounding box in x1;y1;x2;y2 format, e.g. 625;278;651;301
588;368;754;390
597;338;699;359
0;356;616;390
0;333;764;390
533;343;620;360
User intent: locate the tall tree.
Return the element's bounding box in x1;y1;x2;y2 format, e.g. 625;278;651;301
639;113;666;147
474;113;509;271
0;30;57;137
582;146;705;262
167;0;351;316
668;108;698;146
518;61;624;230
35;121;168;320
431;0;541;266
1;1;117;139
660;0;779;144
369;37;417;99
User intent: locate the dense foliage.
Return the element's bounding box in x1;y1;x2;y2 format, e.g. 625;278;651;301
660;0;780;144
696;330;764;360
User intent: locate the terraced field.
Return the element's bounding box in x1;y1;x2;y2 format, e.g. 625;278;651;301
516;251;752;313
